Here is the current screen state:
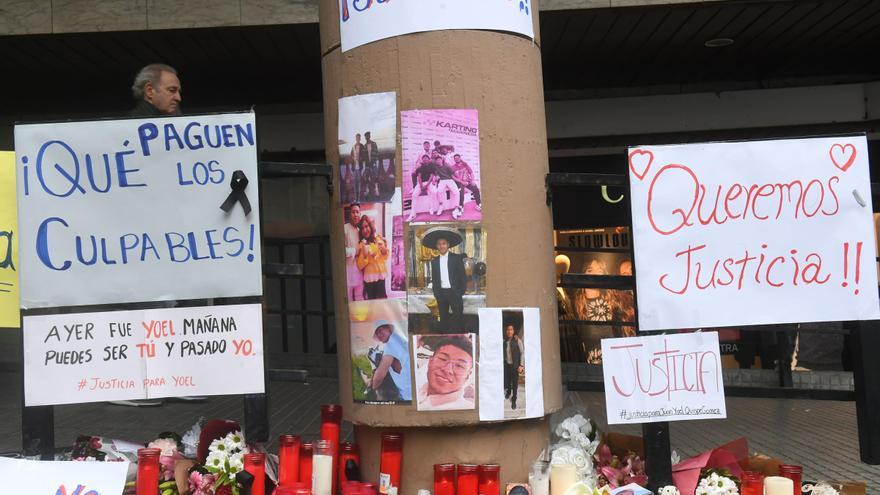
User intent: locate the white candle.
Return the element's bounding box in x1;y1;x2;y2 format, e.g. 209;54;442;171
765;476;794;495
549;464;577;495
312;453;333;495
529;467;550;495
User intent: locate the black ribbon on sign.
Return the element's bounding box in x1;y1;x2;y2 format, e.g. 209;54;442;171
220;170;252;215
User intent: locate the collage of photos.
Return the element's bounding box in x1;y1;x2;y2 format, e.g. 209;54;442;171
412;333;476;411
339;97;490;413
401;109;482;223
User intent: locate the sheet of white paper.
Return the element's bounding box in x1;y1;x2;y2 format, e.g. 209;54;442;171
628;135;880;330
23;303;265;406
522;308;544;419
15;113;262;309
478;308;504;421
339;0;534;52
0;457;129;495
602;332;727;425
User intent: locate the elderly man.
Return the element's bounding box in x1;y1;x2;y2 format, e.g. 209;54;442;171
418;337;475;410
369;321;412;401
130;63;182;116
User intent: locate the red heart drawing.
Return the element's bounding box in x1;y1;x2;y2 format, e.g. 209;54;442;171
829;143;857;172
629;149;654;181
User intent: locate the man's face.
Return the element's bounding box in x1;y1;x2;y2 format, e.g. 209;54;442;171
432;151;440;160
349;206;361;225
355;134;362;143
427;344;472;395
453;155;462;164
436;238;449;255
145;71;182;115
365;133;372;141
374;325;392;343
505;326;515;339
424;142;431;152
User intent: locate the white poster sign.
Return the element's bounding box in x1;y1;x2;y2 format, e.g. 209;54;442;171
478;308;544;421
23;303;264;406
0;457;129;495
339;0;534;52
628;135;880;331
602;332;726;425
15;113;262;309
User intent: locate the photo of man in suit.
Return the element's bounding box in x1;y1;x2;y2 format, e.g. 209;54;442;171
422;227;466;333
503;323;524;411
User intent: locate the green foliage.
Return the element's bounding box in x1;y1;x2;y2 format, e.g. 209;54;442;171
351;355;373;400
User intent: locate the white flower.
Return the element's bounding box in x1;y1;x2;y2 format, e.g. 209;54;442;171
224;431;245;453
695;473;739;495
551;445;576;465
205;450;227;471
805;484;839;495
227;451;245;474
209;438;228;455
671;450;681;466
658;486;681;495
571;432;591;449
181;419;203;458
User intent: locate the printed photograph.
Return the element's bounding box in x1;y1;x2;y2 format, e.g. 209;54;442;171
413;333;476;411
349;299;411;405
500;310;526;418
338;92;397;204
406;223;486;334
401;109;482;222
342;191;405;302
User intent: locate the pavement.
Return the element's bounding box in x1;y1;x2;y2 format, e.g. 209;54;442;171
1;372;878;492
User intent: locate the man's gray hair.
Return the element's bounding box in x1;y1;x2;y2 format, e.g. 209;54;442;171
131;64;177;100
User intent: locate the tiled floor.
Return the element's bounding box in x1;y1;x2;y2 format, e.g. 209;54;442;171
2;372;878;492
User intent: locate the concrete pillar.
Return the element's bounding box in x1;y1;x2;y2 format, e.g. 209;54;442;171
319;1;562;490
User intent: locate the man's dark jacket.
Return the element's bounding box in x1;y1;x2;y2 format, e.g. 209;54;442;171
430;252;466;297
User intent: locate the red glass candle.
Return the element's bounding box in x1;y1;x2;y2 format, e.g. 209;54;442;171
361;482;379;495
740;471;765;495
276;482;311;495
378;433;403;495
433;464;456;495
778;465;802;495
479;464;501;495
321;405;342;495
279;435;302;487
300;442;314;485
339;442;361;485
136;448;161;495
342;481;362;495
457;464;479;495
245;452;267;495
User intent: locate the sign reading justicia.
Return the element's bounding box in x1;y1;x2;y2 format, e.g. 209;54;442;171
339;0;534;52
628;135;880;331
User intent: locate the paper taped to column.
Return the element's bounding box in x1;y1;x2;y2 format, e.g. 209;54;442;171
339;0;535;52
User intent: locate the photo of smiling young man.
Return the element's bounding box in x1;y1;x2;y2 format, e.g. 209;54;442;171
412;333;476;411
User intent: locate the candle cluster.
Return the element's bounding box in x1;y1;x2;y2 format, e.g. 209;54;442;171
432;463;501;495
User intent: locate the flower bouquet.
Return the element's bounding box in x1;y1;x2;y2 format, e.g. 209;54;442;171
549;413;601;486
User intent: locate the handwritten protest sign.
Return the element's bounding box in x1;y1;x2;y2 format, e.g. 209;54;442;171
602;332;726;425
339;0;534;52
0;152;19;327
14;113;262;309
23;303;264;406
628;136;880;331
0;456;129;495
